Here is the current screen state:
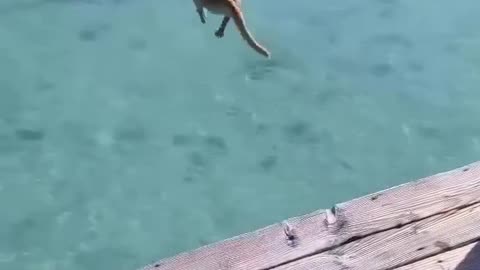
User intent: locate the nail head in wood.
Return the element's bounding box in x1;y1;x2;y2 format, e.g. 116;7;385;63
326;206;338;225
282;222;298;247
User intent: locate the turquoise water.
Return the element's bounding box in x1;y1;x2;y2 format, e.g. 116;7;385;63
1;0;480;269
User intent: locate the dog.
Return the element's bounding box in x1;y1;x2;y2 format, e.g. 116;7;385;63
193;0;271;58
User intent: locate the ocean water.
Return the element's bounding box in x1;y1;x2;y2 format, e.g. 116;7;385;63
1;0;480;269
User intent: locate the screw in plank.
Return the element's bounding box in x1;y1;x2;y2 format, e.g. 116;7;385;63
282;221;298;247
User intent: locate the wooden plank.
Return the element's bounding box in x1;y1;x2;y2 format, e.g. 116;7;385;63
396;241;480;270
138;161;480;270
273;202;480;269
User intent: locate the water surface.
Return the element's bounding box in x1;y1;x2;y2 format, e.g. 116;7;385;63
1;0;479;269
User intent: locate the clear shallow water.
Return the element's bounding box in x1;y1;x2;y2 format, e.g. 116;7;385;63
1;0;480;269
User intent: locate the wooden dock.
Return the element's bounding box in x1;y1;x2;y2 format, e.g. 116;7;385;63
138;161;480;270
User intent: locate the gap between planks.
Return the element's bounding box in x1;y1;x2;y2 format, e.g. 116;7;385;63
273;201;480;269
396;240;480;270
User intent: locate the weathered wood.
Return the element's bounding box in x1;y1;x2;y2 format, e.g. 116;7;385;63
138;161;480;270
396;241;480;270
274;202;480;269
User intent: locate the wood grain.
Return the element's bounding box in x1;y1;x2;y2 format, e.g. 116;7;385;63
396;241;480;270
274;202;480;269
138;161;480;270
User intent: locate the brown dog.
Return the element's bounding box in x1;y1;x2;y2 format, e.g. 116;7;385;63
193;0;271;58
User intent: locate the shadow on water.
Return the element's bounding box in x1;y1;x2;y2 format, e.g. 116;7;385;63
456;241;480;270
